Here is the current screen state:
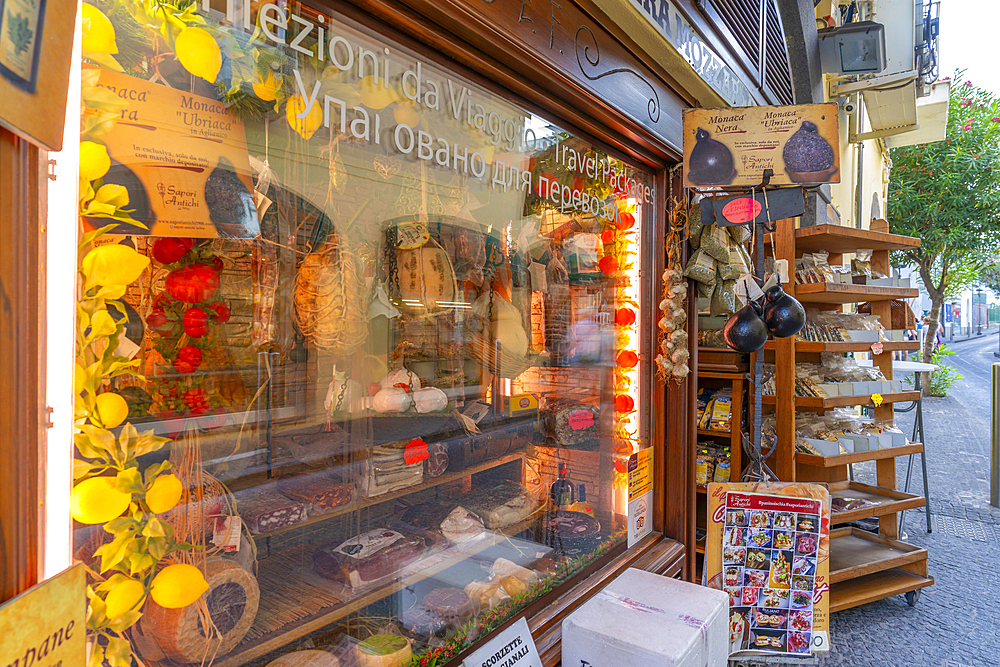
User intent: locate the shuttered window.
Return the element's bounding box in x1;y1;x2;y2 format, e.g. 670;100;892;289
702;0;794;105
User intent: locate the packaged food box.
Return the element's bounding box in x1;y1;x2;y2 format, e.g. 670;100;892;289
804;438;842;457
563;568;728;667
818;383;841;397
846;330;879;343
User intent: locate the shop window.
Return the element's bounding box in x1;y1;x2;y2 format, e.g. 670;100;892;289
73;1;654;664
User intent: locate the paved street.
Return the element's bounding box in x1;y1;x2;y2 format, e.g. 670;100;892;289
817;334;1000;667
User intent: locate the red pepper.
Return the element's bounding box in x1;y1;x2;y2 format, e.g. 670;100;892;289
165;263;220;303
173;346;203;374
146;307;168;331
182;307;209;338
152;237;194;264
206;301;230;323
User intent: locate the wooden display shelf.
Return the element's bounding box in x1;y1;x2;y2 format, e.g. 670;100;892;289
762;391;919;408
763;340;920;353
253;452;525;542
795;442;922;468
830;568;934;613
828;527;927;584
793;225;920;254
697;427;731;438
829;481;926;525
793;282;919;304
697;347;749;372
219;518;535;666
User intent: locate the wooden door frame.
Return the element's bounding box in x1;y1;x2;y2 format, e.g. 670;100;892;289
0;128;45;603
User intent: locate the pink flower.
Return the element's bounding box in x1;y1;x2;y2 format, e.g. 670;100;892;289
960;99;972;106
965;80;974;86
992;117;1000;122
942;76;951;81
962;124;972;131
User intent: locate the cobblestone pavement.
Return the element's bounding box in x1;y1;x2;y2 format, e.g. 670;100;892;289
815;334;1000;667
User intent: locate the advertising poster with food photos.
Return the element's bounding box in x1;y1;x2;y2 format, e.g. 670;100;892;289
705;482;831;657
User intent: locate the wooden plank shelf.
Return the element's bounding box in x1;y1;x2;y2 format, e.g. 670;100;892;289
830;568;934;613
253;452;525;542
796;442;922;468
828;527;927;584
829;482;926;525
763;340;920;353
794;224;920;254
697;428;731;438
793;282;919;304
762;391;920;408
220;518;536;666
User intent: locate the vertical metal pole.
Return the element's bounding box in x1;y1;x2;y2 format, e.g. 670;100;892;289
992;364;1000;507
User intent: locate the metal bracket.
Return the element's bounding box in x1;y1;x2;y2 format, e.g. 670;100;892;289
827;70;917;98
849;123;919;144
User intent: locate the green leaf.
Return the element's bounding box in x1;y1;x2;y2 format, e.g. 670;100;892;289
116;467;144;494
87;643;106;667
95;530;133;573
107;608;143;634
95;572;131;593
82;47;124;72
104;635;132;667
142;517;168;539
133;431;170;458
75;425;115;460
104;516;138;535
143;460;172;484
128;551;156;575
94;183;130;209
6;10;33;56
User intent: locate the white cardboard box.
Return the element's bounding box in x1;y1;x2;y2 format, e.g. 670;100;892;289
818;383;841;397
563;568;729;667
847;330;880;342
805;438;843;456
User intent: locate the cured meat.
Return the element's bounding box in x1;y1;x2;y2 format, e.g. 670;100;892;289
545;510;601;556
398;605;446;641
362;441;424;497
235;488;308;535
547;404;600;447
276;474;354;514
462;481;537;529
425;442;449;477
399;502;484;544
313;529;425;589
395;246;457;314
422;587;473;621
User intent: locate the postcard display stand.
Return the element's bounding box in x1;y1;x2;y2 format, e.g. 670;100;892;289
766;221;934;612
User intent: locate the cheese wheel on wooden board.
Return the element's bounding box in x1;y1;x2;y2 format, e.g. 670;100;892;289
354;634;412;667
395;246;457;314
133;559;259;663
265;650;340;667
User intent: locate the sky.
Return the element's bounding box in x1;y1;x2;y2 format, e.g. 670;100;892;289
937;0;1000;93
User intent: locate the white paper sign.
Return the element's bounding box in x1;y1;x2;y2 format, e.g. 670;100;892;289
627;447;653;547
463;617;541;667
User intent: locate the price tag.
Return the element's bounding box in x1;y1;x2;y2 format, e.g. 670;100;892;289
212;516;242;552
774;259;790;284
871;393;884;407
404;438;429;465
871;342;884;355
395;221;429;249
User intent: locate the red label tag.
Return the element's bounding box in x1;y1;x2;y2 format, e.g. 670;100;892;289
404;438;429;465
722;197;763;224
568;410;595;431
870;342;884;355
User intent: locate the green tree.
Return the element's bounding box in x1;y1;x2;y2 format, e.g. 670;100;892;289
888;74;1000;390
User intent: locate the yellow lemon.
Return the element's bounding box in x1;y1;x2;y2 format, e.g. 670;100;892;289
95;392;128;429
79;141;111;182
71;477;132;525
82;244;150;287
146;474;183;514
358;75;398;110
150;564;209;609
285;94;323;140
82;4;118;55
105;578;146;619
252;70;279;101
175;27;222;83
393;100;421;126
74;362;86;396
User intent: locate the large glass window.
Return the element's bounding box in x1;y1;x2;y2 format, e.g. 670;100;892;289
74;1;654;664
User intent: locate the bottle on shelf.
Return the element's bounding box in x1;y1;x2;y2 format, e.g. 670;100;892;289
566;484;595;516
550;462;575;509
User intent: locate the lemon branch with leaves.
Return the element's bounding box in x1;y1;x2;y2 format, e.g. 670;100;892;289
76;227;209;667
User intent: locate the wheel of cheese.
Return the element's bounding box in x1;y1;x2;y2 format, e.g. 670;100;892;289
355;634;412;667
133;559;259;663
395;245;457;314
265;650;341;667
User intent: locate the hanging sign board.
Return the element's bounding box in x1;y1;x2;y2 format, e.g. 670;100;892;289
0;564;86;667
706;482;831;657
700;188;806;228
81;68;260;239
463;617;542;667
0;0;74;150
627;447;653;547
683;103;840;188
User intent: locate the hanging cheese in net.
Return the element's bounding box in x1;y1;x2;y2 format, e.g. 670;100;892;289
393;243;458;314
293;234;367;358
